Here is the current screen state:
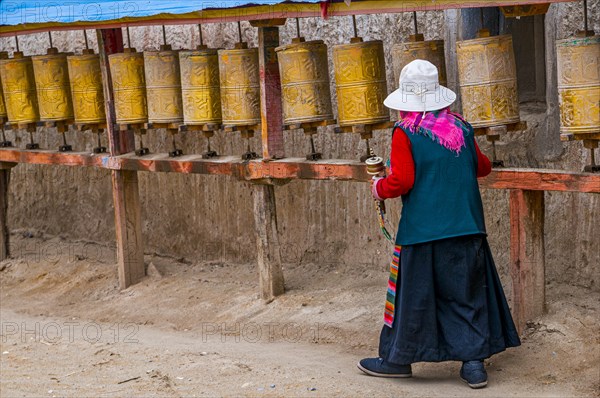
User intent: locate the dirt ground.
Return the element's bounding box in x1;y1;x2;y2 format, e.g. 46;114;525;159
0;232;598;397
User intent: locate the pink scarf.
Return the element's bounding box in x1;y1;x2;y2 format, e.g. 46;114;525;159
398;108;467;154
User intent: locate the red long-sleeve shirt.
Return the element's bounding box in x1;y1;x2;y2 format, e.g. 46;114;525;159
374;129;491;200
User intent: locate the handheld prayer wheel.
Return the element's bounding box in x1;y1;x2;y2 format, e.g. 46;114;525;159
0;51;39;124
179;47;222;125
144;46;183;124
556;35;600;135
333;38;388;126
392;37;447;88
456;34;520;128
108;49;148;124
276;39;333;125
32;48;74;122
67;49;106;124
0;51;7;121
218;45;261;127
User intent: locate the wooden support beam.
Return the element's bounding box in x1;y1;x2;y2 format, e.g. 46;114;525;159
112;170;145;289
0;163;15;260
252;183;285;299
0;0;573;38
256;24;285;160
251;20;286;299
0;147;598;193
98;28;145;289
509;189;545;333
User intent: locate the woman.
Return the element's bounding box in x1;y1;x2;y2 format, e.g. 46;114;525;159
358;60;521;389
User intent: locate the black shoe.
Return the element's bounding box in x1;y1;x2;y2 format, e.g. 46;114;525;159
460;360;488;389
357;357;412;378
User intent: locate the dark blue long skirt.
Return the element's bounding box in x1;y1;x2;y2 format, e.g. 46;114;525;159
379;234;521;365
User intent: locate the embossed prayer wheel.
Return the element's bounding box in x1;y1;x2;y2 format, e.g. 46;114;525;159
0;52;39;124
32;48;74;122
333;38;388;126
556;35;600;135
500;3;550;17
218;45;260;127
276;39;333;125
391;37;447;88
144;46;183;124
108;49;147;124
457;34;520;128
67;49;106;124
179;47;222;125
0;51;7;120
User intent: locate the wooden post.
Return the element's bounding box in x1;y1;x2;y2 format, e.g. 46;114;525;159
252;19;286;160
97;29;145;289
509;189;545;333
0;163;15;260
249;19;286;299
253;183;285;299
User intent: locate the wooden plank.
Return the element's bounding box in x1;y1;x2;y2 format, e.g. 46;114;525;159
0;168;11;260
108;154;247;176
479;168;600;193
98;28;145;289
0;148;106;167
244;158;370;181
252;184;285;299
0;1;576;38
0;147;598;193
509;189;545;333
256;25;285;160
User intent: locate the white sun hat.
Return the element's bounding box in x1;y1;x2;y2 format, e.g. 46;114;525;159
383;59;456;112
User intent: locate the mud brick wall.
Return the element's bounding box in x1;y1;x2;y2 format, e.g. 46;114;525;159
1;2;598;295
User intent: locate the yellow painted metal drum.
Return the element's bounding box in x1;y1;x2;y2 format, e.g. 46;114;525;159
144;46;183;124
556;35;600;135
0;52;39;124
500;3;550;17
32;48;74;122
108;49;147;124
457;34;520;128
218;46;261;127
67;49;106;124
333;39;388;126
0;51;7;120
275;39;333;125
179;47;222;125
391;38;447;88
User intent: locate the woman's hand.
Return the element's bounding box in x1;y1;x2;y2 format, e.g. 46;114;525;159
371;176;384;201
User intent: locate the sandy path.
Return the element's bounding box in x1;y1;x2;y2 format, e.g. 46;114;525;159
1;234;598;397
0;308;588;398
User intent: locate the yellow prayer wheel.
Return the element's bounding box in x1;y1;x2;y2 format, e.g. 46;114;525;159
391;36;447;88
457;34;520;128
0;51;7;120
108;49;147;124
218;45;261;127
67;49;106;124
179;47;222;125
0;52;39;124
556;35;600;135
144;46;183;124
32;48;74;122
333;38;388;126
276;39;333;125
500;4;550;17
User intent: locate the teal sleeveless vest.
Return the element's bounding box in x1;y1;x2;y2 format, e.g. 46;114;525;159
396;122;487;246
